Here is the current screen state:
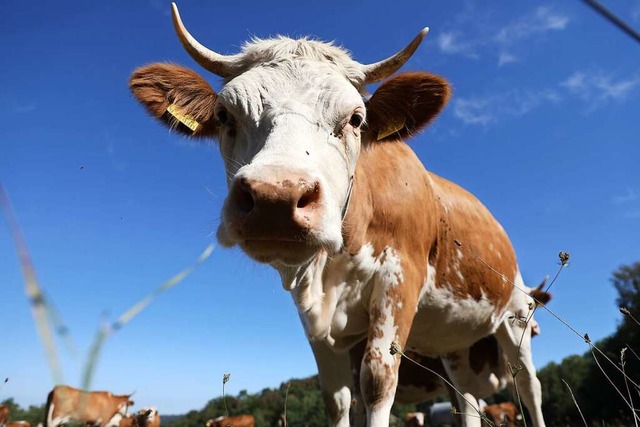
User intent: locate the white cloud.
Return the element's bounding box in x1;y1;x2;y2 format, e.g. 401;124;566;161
633;4;640;22
561;71;640;102
437;7;569;66
613;187;638;204
453;98;495;125
437;32;479;58
13;103;37;114
495;7;569;43
453;89;561;126
498;52;518;67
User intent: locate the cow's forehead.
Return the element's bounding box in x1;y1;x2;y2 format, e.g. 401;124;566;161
230;36;365;86
220;60;364;125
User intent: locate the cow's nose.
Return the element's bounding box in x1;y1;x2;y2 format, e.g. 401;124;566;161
228;174;322;231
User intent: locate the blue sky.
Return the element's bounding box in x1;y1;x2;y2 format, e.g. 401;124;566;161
2;0;640;416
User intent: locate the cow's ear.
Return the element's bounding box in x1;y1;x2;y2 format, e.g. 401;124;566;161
364;72;451;142
129;63;218;139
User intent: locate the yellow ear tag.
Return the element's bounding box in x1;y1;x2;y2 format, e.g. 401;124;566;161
166;104;201;132
377;119;405;141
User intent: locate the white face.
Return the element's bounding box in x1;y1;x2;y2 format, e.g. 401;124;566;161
215;60;365;267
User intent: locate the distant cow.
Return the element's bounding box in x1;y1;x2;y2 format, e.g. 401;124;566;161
205;415;255;427
404;412;425;427
45;385;134;427
6;422;35;427
117;408;160;427
0;405;10;425
482;402;521;427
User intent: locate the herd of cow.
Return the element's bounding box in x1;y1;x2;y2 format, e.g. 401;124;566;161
0;386;254;427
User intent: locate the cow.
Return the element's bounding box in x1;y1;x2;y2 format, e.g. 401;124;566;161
45;385;134;427
205;415;255;427
0;405;10;425
129;3;547;426
116;408;159;427
404;412;425;427
5;422;34;427
481;402;521;427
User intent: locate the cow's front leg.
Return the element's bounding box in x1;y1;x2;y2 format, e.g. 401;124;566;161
360;277;418;426
309;340;353;427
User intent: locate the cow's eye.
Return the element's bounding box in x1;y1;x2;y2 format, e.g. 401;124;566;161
349;112;364;128
216;109;229;126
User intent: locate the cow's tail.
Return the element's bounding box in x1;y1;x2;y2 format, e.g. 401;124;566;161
44;390;54;427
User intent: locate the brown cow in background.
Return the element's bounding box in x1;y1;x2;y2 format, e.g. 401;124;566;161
482;402;521;427
205;415;254;427
45;385;134;427
0;405;10;425
118;408;160;427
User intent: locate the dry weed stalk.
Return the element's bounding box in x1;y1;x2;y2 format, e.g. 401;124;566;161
561;379;588;426
283;382;291;427
454;239;640;391
223;373;231;418
389;342;495;426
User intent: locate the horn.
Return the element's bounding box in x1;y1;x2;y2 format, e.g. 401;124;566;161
171;3;241;78
361;27;429;84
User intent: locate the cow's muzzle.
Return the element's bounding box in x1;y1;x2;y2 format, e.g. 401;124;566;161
220;172;326;265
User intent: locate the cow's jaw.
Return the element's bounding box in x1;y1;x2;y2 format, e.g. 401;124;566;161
215;64;363;267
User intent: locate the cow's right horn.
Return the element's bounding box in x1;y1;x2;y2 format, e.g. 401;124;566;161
361;27;429;84
171;3;241;78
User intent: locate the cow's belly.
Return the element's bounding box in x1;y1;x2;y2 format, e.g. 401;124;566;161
406;284;507;355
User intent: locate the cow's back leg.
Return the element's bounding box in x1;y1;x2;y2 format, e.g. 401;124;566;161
494;319;545;427
309;340;353;427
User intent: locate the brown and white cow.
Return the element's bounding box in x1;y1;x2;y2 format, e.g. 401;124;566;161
117;408;159;427
481;402;521;427
5;422;37;427
0;405;10;425
205;415;255;427
404;412;425;427
130;3;547;426
45;385;134;427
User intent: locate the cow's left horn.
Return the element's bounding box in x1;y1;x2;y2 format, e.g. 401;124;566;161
171;3;240;78
361;27;429;84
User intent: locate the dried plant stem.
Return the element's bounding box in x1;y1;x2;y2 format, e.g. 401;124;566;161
621;348;639;427
561;379;588;426
390;343;494;426
1;185;63;385
590;347;640;422
283;382;291;427
454;239;640;390
509;364;528;427
223;373;231;418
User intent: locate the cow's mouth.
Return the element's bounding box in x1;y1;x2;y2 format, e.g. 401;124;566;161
240;239;320;266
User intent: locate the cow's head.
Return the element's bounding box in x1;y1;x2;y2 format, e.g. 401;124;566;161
130;3;450;268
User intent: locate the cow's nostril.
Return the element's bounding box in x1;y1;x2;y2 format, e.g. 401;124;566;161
236;182;255;214
297;182;321;209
